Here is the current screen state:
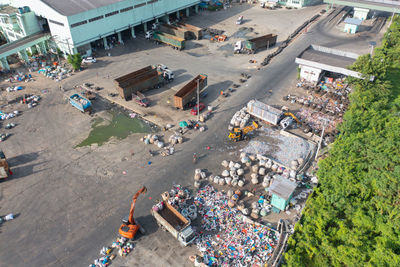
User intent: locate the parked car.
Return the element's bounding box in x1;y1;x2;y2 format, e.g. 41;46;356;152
191;102;205;115
82;57;97;63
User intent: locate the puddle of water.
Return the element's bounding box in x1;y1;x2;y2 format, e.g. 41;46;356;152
77;111;157;147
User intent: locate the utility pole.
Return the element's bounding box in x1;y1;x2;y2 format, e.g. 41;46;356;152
315;117;329;161
197;78;200;122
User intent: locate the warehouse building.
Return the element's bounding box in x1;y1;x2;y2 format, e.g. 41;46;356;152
2;0;200;56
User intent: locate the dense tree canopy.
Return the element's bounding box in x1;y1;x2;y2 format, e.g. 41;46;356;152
284;17;400;266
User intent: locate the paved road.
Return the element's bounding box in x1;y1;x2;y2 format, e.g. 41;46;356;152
0;8;384;267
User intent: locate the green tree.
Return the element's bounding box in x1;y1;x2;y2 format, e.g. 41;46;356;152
67;53;82;71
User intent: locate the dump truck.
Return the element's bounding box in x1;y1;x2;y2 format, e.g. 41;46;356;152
69;94;92;113
234;33;277;54
177;23;203;40
153;31;185;50
151;192;196;246
174;74;208;109
160;24;190;40
115;65;174;101
0;151;10;180
247;100;299;129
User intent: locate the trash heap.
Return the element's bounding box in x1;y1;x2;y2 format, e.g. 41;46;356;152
0;110;19;120
6;86;24;92
194;185;279;266
5;72;33;83
89;237;134;267
38;65;72;81
285;77;351;135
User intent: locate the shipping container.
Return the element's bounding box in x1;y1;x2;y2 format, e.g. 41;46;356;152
153;32;185;50
174;74;207;109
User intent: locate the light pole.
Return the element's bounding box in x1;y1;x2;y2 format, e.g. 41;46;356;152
369;41;376;57
315;117;330;161
197;78;200;122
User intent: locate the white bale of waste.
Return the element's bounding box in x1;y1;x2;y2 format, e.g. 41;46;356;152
251;202;258;209
177;136;183;144
240;152;247;158
229;161;235;168
227;190;233;197
221;160;229;168
289;170;296;179
249;155;256;161
252;165;259;173
251;173;258;179
232;179;238;187
311;176;318;184
241;156;249;164
230;166;236;172
271;164;278;172
214;176;220;184
200;172;206;179
237;168;244;176
195;169;201;174
238;180;245;187
265;159;272;169
234;163;241;169
225;177;232;185
219;178;225;186
259;167;266;176
262;181;269;188
222;170;229;177
234;120;240;127
194;181;201;188
209;175;214;183
260;209;268;217
251;177;259;184
199;127;205;132
256;154;263;160
252;208;260;215
259;160;266;166
194;173;201;181
230;170;236;177
157;141;164;148
242;208;250;215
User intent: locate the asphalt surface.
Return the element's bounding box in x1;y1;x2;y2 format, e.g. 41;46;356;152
0;7;385;267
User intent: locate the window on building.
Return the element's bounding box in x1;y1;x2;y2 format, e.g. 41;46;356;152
49;19;64;27
71;20;87;28
105;10;119;17
134;3;146;8
291;0;300;3
147;0;158;4
120;6;133;13
89;15;104;22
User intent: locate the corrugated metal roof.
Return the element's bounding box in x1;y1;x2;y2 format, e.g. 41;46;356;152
269;176;297;200
41;0;125;16
344;17;362;25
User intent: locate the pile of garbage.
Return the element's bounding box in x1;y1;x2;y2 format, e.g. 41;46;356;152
296;108;341;134
89;237;134;267
194;185;279;266
5;72;33;83
229;107;250;130
6;86;24;92
38;66;72;81
153;184;198;221
0;110;19;120
141;134;164;148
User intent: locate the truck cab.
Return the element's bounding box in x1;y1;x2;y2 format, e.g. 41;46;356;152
178;226;196;246
234;41;243;53
157;64;174;82
236;16;243;25
145;30;153;40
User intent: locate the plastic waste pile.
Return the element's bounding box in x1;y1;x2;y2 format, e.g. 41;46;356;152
0;110;19;120
89;237;135;267
194;185;279;266
6;86;24;92
5;72;33;83
38;65;72;81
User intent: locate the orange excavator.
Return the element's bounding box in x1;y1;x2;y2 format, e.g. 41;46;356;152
119;186;147;239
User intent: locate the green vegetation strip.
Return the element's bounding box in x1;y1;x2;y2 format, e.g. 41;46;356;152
284;17;400;266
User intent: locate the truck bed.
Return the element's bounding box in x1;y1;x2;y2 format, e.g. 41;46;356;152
159;205;186;230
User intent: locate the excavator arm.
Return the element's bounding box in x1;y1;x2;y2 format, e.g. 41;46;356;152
128;186;147;225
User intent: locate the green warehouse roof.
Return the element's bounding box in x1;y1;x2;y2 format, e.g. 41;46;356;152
41;0;125;16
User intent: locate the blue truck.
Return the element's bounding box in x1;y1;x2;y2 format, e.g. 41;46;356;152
69;94;92;113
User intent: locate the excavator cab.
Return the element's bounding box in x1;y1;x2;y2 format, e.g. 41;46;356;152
228;128;243;142
119;186;147;239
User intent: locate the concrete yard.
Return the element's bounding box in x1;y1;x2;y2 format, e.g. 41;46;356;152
0;3;387;267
